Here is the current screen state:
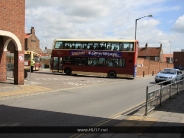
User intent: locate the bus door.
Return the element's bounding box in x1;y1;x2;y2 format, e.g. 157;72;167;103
52;57;59;72
59;57;63;72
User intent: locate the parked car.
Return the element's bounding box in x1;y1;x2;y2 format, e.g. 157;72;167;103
155;68;183;83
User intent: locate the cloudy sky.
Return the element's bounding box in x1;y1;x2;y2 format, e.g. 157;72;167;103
25;0;184;54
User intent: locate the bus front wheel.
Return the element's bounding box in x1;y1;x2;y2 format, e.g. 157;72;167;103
65;68;72;75
108;71;116;78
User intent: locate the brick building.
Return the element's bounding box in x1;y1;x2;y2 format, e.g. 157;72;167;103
163;54;173;63
0;0;25;85
138;43;164;62
25;27;42;53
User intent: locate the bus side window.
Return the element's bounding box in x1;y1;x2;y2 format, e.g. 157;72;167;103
59;44;63;49
112;43;117;51
72;45;75;49
119;43;123;51
129;44;133;51
55;41;63;49
118;59;126;67
80;45;82;49
100;42;106;50
75;43;80;49
89;45;94;50
102;45;105;50
64;43;69;49
69;43;73;49
123;43;129;51
84;44;87;49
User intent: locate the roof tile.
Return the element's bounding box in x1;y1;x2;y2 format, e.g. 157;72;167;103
138;47;161;56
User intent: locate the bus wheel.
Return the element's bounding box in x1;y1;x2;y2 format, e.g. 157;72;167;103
108;71;116;78
65;68;72;75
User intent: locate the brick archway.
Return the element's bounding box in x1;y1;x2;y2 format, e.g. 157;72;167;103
0;30;22;51
0;30;24;85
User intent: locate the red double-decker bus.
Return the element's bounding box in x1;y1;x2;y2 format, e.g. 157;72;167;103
50;39;138;78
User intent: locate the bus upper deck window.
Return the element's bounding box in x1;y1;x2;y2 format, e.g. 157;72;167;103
55;41;63;49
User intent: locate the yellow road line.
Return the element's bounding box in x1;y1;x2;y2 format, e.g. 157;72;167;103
69;101;145;138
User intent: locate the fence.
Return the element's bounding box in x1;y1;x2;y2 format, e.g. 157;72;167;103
145;79;184;115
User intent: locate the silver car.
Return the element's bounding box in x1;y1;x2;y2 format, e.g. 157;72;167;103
155;68;183;83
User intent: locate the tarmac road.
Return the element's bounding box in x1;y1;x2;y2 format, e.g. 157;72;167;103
0;70;156;137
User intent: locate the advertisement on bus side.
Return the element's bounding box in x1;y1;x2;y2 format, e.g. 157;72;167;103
70;50;122;58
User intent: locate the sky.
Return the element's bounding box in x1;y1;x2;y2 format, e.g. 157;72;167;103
25;0;184;54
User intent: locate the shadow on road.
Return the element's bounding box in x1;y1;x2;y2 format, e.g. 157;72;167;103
0;104;184;138
32;71;134;80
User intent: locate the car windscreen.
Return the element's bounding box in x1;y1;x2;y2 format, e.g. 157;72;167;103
160;69;176;74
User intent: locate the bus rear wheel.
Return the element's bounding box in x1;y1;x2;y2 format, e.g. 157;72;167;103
65;68;72;75
108;71;116;78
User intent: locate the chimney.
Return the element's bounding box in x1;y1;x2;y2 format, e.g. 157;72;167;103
45;47;47;49
145;43;148;48
31;27;35;35
160;43;162;49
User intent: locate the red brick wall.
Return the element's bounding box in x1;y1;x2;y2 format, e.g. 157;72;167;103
14;51;24;84
0;0;25;41
137;58;174;76
0;0;25;85
0;36;6;81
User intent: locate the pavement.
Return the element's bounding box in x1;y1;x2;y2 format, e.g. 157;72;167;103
0;70;184;138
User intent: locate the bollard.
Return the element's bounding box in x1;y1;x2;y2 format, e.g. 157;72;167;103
169;84;172;99
145;86;149;116
143;71;145;77
177;82;179;95
152;71;154;76
160;84;163;106
30;66;31;83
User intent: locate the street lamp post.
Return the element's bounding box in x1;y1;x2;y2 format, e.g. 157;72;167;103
169;41;172;63
135;15;153;40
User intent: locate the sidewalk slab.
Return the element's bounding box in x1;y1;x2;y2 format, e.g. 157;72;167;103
158;116;181;122
154;133;181;138
0;85;52;99
170;113;184;118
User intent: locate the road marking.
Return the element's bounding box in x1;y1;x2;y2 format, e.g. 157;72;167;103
0;80;125;101
69;101;145;138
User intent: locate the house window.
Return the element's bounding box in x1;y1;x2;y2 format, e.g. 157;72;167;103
146;56;150;60
31;39;36;42
155;57;159;61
